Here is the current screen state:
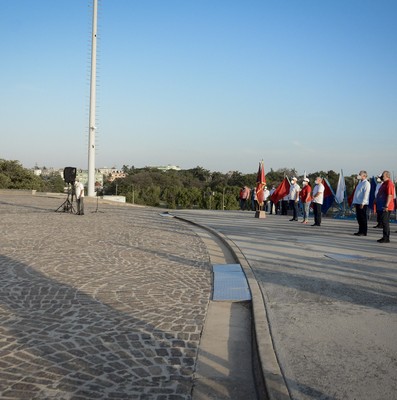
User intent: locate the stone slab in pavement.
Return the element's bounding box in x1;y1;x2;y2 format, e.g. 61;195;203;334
0;194;212;399
175;209;397;400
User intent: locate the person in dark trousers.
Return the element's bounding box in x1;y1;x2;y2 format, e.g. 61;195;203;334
311;177;324;226
373;175;383;229
75;180;85;215
352;170;371;236
281;195;289;215
288;177;300;221
269;185;276;214
375;171;395;243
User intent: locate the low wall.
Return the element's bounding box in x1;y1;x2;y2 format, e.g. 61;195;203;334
102;195;126;203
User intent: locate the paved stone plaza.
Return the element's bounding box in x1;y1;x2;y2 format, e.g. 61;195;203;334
0;194;212;399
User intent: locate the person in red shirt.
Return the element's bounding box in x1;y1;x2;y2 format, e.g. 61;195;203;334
299;178;312;224
239;186;251;210
375;171;395;243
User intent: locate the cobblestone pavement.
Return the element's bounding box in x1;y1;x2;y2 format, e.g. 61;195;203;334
0;194;212;399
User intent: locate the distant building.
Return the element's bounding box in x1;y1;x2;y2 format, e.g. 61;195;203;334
155;165;181;172
98;167;127;182
98;167;118;176
76;169;104;188
31;166;63;177
31;166;104;188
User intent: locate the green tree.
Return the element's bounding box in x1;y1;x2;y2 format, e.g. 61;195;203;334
0;173;11;188
140;184;161;206
0;159;42;190
227;171;245;187
41;173;65;193
188;166;211;183
162;186;178;209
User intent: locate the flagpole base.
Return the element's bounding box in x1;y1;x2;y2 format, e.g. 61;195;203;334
255;211;266;219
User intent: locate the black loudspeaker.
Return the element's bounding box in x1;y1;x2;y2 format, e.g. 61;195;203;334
64;167;77;184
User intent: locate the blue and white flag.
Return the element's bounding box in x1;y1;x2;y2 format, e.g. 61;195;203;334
335;169;345;204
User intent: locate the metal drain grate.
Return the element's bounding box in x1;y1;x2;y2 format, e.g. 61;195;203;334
212;264;251;301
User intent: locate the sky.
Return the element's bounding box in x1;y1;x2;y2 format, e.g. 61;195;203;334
1;0;396;177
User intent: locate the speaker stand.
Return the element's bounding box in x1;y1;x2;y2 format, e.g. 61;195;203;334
55;183;76;214
91;190;104;213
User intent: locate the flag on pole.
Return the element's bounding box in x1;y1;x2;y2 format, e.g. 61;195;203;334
335;170;345;204
348;186;356;207
255;161;266;204
270;177;290;204
321;178;335;214
369;177;377;210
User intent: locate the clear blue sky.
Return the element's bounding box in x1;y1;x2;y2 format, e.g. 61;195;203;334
1;0;396;177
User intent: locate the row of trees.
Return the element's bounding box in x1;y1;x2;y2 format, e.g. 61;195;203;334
0;160;65;193
0;159;359;210
103;165;358;210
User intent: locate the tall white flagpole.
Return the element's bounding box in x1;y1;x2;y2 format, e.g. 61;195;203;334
87;0;98;197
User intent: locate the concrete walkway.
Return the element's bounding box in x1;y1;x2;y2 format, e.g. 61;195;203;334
185;223;258;400
175;209;397;400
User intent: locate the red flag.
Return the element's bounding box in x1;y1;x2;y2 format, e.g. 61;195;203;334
348;186;356;207
321;178;335;213
270;177;290;204
255;161;266;204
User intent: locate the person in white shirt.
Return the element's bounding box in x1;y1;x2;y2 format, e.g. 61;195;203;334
288;177;300;221
75;180;85;215
263;186;270;212
311;177;324;226
352;170;371;236
269;185;276;214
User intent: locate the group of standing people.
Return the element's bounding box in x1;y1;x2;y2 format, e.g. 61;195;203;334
292;177;322;225
288;176;325;226
240;170;395;244
239;170;395;243
239;185;271;211
351;170;395;243
239;177;326;226
287;170;395;243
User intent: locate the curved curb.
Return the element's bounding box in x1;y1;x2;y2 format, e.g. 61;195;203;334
175;216;291;400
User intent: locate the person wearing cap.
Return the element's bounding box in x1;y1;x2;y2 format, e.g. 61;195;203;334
375;170;395;243
299;178;312;224
74;180;85;215
269;185;276;214
311;177;324;226
263;186;270;211
288;177;300;221
352;170;371;236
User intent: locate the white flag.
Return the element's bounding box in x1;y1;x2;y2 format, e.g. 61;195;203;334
335;170;345;204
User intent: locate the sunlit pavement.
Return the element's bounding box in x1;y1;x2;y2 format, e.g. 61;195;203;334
175;209;397;400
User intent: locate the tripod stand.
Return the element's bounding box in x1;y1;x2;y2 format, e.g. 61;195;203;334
92;187;104;213
55;183;76;214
